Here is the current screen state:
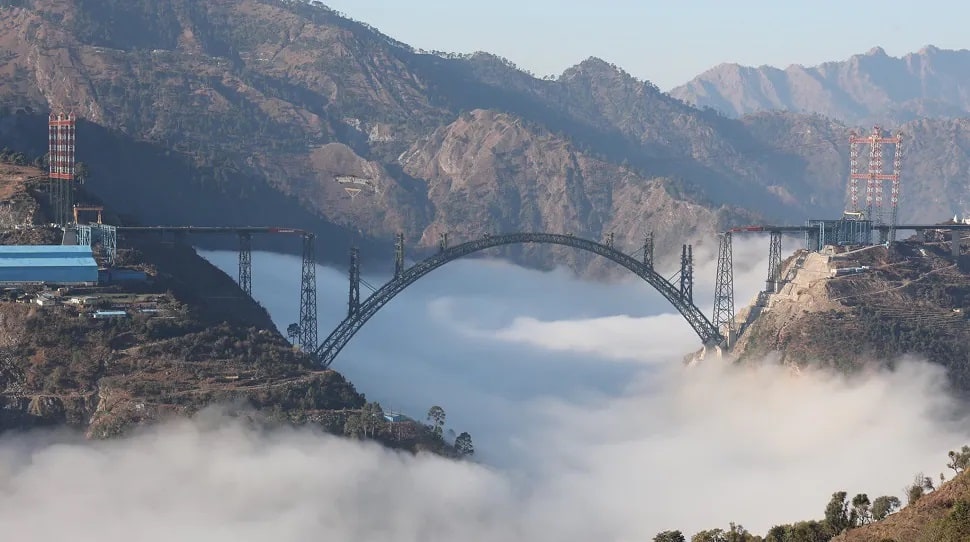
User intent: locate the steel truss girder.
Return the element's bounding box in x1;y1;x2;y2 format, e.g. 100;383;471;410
314;233;723;368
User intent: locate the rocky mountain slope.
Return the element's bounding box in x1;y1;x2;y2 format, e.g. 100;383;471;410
672;46;970;124
0;0;892;272
733;239;970;393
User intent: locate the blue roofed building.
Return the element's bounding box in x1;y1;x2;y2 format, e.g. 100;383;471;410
0;245;99;285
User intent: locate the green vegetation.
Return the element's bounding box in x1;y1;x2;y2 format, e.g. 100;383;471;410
919;500;970;542
655;447;970;542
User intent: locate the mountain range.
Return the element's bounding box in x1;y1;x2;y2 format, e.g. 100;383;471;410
1;0;970;272
672;46;970;124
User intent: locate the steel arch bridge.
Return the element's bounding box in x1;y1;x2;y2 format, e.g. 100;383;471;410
313;232;722;368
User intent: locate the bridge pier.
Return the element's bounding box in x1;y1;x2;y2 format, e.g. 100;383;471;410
680;244;693;303
766;231;782;294
713;232;735;342
394;233;405;279
238;232;252;296
299;233;318;352
952;230;962;260
642;232;654;269
349;247;361;317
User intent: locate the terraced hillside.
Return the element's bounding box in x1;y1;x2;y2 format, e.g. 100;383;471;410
734;239;970;392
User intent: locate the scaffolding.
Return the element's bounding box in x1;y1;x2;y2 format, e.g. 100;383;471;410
76;224;117;266
805;219;873;251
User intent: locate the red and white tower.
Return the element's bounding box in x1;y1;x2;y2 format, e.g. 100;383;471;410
847;126;902;241
48;112;76;225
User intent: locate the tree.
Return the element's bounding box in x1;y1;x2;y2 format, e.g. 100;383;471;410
690;529;725;542
871;495;901;521
343;413;363;438
361;402;384;438
947;445;970;474
454;432;474;458
851;493;872;526
824;491;850;534
906;480;924;506
427;405;446;438
654;531;686;542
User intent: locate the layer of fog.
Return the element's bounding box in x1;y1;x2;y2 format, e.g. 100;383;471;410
1;236;968;540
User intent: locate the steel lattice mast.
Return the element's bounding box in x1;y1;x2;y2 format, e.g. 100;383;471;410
299;233;318;352
48;112;76;225
238;232;252;296
848;126;902;236
712;232;735;342
889;134;904;244
766;231;782;294
348;247;361;317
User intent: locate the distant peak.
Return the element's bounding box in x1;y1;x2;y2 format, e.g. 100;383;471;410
561;57;631;80
575;57;614;71
866;46;887;57
919;44;940;55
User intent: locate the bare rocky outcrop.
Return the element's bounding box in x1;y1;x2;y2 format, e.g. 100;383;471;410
732;241;970;392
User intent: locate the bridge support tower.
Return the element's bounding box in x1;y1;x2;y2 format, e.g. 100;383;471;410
299;233;318;352
238;232;252;296
394;233;405;279
679;244;693;303
713;232;735;347
643;232;654;269
349;247;361;317
766;231;782;294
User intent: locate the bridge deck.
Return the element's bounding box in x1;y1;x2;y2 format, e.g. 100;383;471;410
730;224;970;234
117;226;308;235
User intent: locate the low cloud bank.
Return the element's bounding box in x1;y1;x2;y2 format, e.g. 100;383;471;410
0;244;964;540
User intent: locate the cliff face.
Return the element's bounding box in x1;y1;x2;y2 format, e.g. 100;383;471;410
732;241;970;393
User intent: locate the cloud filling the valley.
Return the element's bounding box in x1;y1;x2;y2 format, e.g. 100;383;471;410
1;238;967;540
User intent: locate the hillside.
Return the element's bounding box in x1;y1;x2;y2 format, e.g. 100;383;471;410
0;163;446;453
733;239;970;393
671;46;970;124
0;0;895;272
832;470;970;542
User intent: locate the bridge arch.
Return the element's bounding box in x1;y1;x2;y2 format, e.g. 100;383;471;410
314;233;721;368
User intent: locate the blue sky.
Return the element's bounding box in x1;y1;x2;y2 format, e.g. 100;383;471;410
322;0;966;90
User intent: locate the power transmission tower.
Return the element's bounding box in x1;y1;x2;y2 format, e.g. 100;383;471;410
713;232;735;344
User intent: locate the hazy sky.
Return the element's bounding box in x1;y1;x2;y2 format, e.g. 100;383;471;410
322;0;967;90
